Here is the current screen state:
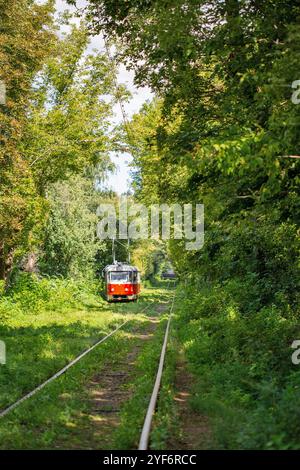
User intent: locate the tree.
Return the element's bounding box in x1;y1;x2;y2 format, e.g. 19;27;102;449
24;24;115;194
0;0;55;282
41;175;105;278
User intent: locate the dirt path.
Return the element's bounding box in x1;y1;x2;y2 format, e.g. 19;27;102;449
84;322;159;449
168;354;212;450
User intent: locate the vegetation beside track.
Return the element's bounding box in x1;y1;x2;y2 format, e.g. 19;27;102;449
0;281;172;449
173;281;300;450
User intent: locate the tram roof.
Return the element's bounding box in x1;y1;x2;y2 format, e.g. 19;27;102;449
103;262;139;272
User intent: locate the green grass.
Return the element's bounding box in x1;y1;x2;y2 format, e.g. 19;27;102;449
1;293;122;410
0;278;173;449
0;326;140;449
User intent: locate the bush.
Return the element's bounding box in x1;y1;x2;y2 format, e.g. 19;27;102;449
0;297;22;321
1;273;100;318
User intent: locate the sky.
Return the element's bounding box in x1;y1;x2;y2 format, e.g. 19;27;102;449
55;0;153;194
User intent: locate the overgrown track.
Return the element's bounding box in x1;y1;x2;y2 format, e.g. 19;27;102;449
0;319;130;419
0;285;176;444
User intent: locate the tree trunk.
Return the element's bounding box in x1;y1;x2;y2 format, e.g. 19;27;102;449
225;0;244;78
23;252;39;274
0;243;14;286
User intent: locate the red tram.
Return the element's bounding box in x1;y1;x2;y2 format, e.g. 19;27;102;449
103;262;141;302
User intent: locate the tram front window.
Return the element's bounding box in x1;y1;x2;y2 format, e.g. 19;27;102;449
110;272;131;283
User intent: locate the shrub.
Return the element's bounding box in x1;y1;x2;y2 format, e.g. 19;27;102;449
1;273;100;318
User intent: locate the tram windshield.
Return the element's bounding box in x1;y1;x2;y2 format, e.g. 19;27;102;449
109;271;131;283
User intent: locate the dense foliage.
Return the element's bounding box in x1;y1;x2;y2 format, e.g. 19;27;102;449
83;0;300;448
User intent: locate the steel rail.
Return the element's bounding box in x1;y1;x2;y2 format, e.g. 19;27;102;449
138;291;176;450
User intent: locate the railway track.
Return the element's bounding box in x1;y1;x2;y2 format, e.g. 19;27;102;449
0;286;176;450
138;291;175;449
